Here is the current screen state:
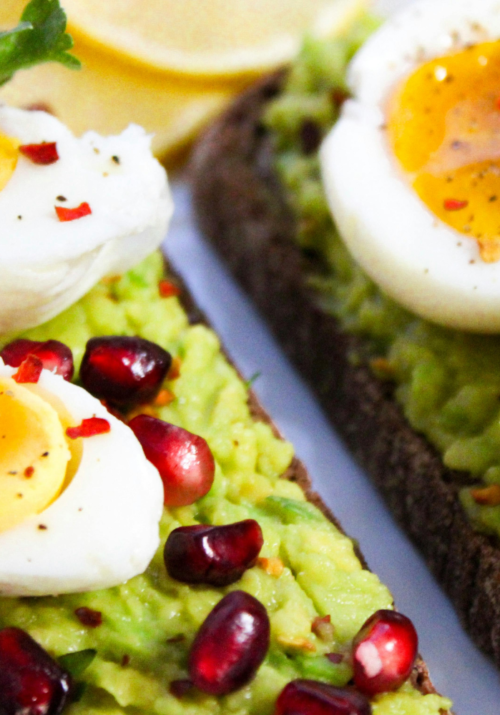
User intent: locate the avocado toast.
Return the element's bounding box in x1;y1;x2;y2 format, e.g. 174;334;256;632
0;248;455;714
190;1;500;675
0;1;454;713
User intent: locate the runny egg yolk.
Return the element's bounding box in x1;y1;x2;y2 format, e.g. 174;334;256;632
0;377;72;533
0;132;18;192
388;41;500;262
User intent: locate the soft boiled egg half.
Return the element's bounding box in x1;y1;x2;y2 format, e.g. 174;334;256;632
0;359;164;597
321;0;500;332
0;105;172;334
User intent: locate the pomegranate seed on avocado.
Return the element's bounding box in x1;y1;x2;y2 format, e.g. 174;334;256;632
352;609;418;696
80;336;172;408
164;519;264;586
1;338;74;381
128;414;215;506
275;679;371;715
0;627;72;715
189;590;270;695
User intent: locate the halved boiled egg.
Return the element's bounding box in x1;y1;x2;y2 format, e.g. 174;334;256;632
0;105;172;334
0;359;164;597
321;0;500;332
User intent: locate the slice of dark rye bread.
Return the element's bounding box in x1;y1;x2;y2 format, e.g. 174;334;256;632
189;71;500;669
173;263;444;704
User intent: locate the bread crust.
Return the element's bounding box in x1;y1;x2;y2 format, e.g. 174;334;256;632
189;72;500;668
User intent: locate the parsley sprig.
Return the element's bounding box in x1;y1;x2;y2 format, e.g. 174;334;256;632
0;0;80;87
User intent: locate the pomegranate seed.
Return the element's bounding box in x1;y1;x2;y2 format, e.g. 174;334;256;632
0;627;71;715
352;609;418;697
275;679;371;715
80;336;172;408
164;519;263;586
128;415;215;506
1;339;74;381
13;355;43;384
189;590;270;695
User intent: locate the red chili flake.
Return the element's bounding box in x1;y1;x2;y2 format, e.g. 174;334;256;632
311;614;335;641
326;652;344;664
66;417;111;439
470;484;500;506
27;103;54;115
443;198;468;211
169;680;194;699
24;466;35;478
166;634;185;644
74;607;103;628
167;356;181;381
19;141;59;165
13;354;43;384
55;202;92;222
159;279;180;298
121;654;131;667
331;88;350;107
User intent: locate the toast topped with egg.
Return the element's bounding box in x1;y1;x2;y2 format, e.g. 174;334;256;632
191;0;500;670
0;253;452;715
0;2;454;713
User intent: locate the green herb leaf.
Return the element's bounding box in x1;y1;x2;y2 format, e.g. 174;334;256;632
263;496;323;524
0;0;80;87
244;371;261;389
58;648;97;677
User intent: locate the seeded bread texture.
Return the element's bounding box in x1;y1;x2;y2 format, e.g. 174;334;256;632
189;72;500;668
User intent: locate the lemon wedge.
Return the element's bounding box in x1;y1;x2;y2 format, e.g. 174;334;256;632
64;0;367;79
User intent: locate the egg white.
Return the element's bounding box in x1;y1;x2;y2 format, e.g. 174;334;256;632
0;106;173;334
320;0;500;332
0;361;164;597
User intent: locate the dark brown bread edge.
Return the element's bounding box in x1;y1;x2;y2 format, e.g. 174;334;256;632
170;261;440;701
188;71;500;670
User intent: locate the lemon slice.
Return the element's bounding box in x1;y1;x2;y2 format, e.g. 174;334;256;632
0;0;367;162
0;40;237;163
64;0;368;78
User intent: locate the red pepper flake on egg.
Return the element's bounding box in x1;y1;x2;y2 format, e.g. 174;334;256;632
443;198;468;211
55;202;92;222
12;355;43;384
66;417;111;439
19;141;59;165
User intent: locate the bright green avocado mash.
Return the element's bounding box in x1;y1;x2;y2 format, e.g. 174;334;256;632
264;15;500;539
0;253;450;714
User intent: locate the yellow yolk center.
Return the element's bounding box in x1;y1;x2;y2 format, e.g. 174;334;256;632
0;132;18;192
0;378;71;532
388;40;500;262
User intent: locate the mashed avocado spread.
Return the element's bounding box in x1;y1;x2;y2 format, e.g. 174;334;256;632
0;253;450;714
264;15;500;539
